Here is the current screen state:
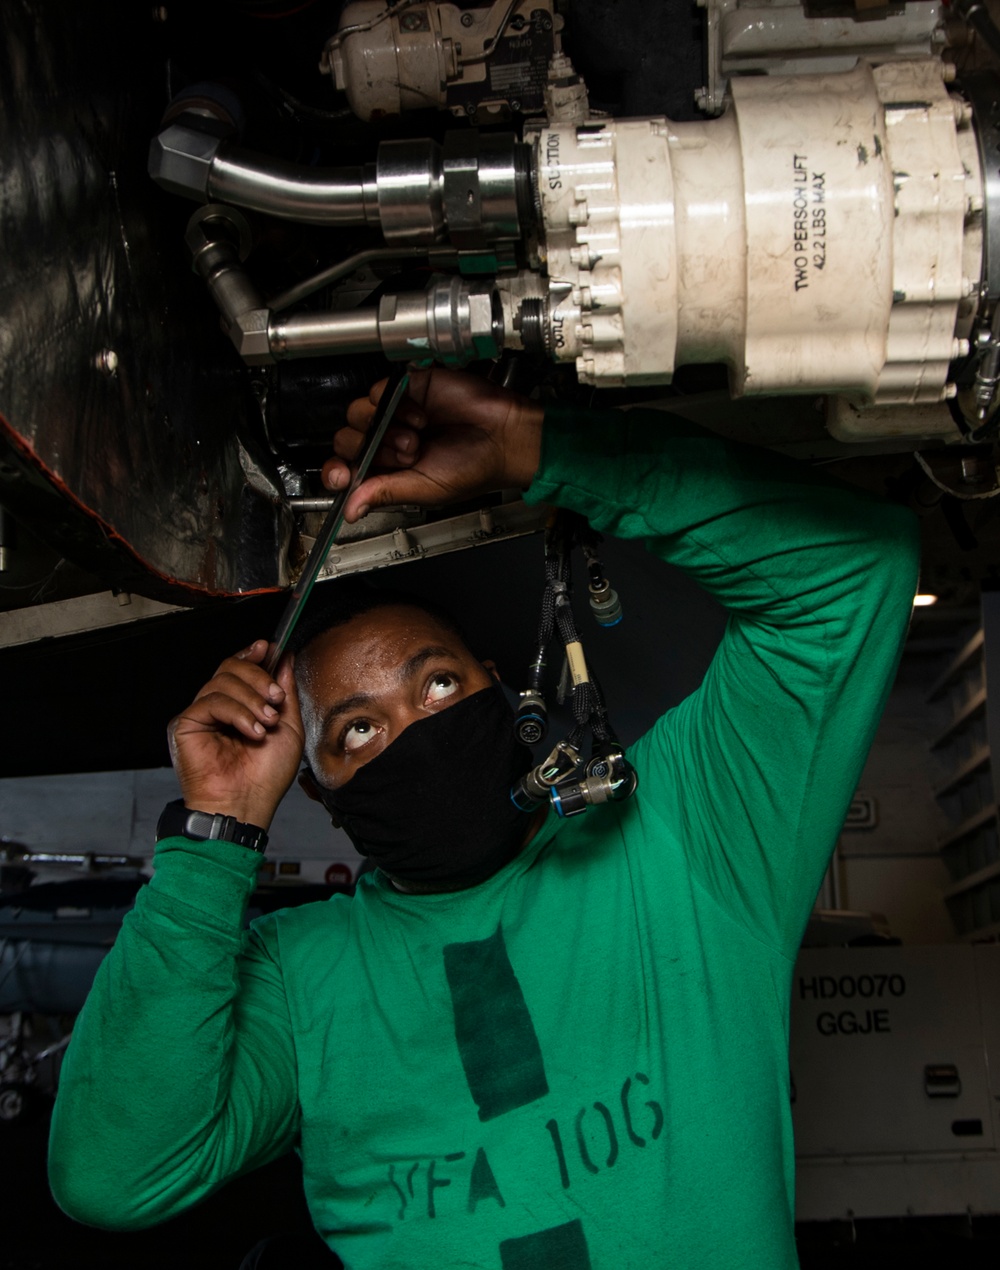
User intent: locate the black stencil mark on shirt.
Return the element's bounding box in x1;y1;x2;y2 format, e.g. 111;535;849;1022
427;1159;450;1218
573;1102;620;1175
388;1164;407;1221
443;924;549;1122
621;1072;663;1146
545;1118;571;1189
468;1145;506;1213
499;1218;593;1270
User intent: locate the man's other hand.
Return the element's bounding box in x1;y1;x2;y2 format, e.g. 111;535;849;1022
322;368;544;523
167;641;304;831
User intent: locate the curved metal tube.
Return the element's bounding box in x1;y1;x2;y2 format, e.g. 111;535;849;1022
268;245;456;312
152;123;530;246
268;310;382;359
207;148;380;226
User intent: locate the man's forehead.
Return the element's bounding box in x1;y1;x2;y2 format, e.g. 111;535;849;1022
298;604;470;690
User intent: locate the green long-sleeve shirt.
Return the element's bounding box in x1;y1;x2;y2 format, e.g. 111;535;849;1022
48;405;920;1269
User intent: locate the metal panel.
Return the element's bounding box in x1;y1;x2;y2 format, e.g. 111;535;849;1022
792;946;1000;1221
792;947;995;1155
796;1154;1000;1221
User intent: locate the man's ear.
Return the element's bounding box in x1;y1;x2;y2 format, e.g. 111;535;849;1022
298;767;343;827
298;767;324;803
482;658;498;681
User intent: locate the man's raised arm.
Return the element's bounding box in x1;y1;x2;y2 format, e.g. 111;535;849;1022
48;641;304;1228
527;403;919;952
332;373;920;955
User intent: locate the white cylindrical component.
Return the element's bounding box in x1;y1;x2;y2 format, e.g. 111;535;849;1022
670;114;746;371
731;64;894;397
529;60;983;403
536;119;678;384
872;60;981;405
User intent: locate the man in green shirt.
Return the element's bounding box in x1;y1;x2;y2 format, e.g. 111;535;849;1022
48;368;920;1268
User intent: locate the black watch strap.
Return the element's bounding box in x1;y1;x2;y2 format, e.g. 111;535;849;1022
156;798;269;854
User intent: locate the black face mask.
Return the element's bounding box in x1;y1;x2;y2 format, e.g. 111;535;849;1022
316;683;535;889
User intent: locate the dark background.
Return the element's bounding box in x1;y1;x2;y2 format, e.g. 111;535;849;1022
3;0;1000;1265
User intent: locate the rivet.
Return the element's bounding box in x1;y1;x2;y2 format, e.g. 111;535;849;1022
95;348;119;377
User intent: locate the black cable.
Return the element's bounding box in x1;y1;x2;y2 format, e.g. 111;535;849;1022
547;514;619;745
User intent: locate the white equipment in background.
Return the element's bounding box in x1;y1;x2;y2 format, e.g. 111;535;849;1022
791;944;1000;1220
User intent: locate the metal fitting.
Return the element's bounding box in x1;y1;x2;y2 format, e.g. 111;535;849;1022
588;579;623;627
518;297;551;356
510;739;583;811
148;120;226;200
378;277;504;365
268;278;502;366
183;204;252;262
375;132;531;248
515;690;548;745
549;751;638;817
229;309;272;364
185;206;271;364
429;277;504;364
376;140;446;245
441;132;528;249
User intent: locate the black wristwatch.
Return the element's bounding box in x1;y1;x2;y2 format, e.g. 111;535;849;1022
156;798;269;854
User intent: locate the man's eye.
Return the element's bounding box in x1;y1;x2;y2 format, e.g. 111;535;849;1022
425;673;458;705
343;719;378;753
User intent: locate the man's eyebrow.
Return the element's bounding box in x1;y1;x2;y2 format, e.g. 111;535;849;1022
398;644;459;683
318;647;461;737
320;692;376;737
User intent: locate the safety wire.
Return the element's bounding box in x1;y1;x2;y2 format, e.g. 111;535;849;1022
326;0;521;60
325;0;422;50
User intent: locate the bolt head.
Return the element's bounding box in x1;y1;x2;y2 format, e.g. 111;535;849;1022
467;289;501;359
149;122;222;198
461;10;474;25
233;310;272;365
